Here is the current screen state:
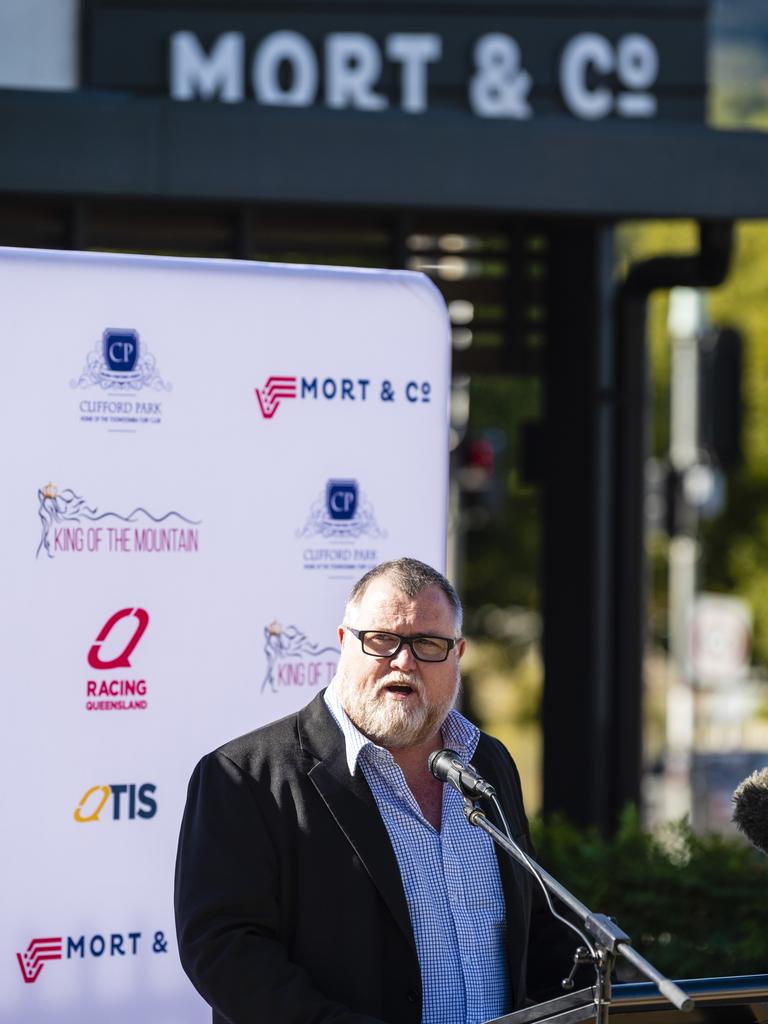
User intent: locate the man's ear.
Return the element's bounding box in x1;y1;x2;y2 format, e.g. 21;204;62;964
337;624;346;646
457;637;466;660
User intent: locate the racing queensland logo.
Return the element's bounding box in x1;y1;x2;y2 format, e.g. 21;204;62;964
70;328;171;430
296;479;385;578
261;621;339;694
86;607;150;712
36;483;201;559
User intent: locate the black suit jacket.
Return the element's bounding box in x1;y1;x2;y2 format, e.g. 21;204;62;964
175;691;573;1024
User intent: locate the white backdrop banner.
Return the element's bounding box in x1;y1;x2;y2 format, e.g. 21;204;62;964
0;247;451;1023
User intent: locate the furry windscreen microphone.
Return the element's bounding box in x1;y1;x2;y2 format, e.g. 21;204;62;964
733;767;768;853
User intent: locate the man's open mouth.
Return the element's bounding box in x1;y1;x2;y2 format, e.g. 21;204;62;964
385;683;415;695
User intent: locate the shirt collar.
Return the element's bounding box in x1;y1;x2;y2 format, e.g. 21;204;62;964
324;677;480;777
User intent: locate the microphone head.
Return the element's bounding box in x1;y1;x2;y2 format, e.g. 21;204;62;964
733;767;768;853
427;749;456;779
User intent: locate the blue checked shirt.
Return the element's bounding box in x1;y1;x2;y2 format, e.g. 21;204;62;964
325;682;508;1024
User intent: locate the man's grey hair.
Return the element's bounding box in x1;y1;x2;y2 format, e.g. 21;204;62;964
345;557;463;633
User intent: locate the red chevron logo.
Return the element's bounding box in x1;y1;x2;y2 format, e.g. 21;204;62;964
255;376;298;419
16;937;63;983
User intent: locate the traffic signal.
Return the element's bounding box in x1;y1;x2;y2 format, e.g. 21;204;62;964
456;429;505;528
699;325;743;470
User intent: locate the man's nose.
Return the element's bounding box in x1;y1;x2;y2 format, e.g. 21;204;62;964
391;641;417;669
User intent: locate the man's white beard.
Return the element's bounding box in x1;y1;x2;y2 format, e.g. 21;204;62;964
336;667;459;749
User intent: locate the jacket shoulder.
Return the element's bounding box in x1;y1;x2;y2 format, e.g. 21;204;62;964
206;689;334;781
212;707;303;778
475;730;519;775
474;730;528;835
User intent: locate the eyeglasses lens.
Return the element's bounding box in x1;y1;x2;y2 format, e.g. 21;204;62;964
361;632;449;662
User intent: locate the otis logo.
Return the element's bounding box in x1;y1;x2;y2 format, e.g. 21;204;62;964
74;784;157;822
254;375;432;419
86;608;150;712
16;938;63;984
16;929;168;984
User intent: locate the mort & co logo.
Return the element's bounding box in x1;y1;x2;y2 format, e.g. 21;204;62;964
16;938;63;984
254;374;433;419
261;621;338;694
85;607;150;712
254;376;298;418
74;783;157;822
16;929;168;984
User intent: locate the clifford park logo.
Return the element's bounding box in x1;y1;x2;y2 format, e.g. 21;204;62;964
70;327;171;429
296;479;385;577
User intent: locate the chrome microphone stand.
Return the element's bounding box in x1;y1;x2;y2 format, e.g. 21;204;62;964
462;798;692;1024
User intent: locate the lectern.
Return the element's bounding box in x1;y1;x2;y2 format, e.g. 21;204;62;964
486;974;768;1024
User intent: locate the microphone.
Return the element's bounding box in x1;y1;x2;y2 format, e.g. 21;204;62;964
428;749;496;799
733;767;768;853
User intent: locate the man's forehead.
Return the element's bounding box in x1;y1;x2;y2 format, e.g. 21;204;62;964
351;579;452;620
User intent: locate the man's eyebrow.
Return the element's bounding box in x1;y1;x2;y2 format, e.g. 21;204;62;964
366;629;450;638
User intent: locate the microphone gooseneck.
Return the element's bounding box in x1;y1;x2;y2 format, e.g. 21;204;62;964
428;747;599;968
733;767;768;853
429;748;693;1014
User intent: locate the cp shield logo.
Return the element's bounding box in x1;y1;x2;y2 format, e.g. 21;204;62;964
103;329;139;373
87;608;149;670
326;480;358;521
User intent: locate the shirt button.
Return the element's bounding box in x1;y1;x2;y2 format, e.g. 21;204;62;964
407;988;419;1004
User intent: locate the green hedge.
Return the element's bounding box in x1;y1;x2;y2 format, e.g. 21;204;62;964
531;808;768;979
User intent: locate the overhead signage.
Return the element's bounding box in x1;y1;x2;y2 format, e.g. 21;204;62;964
168;28;661;121
83;2;707;123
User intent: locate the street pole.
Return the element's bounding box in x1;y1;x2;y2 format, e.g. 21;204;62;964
664;287;706;821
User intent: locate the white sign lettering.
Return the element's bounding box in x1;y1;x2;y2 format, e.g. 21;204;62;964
170;31;244;102
560;32;658;121
168;28;660;121
253;31;318;106
469;33;532;119
385;33;441;115
326;33;387;110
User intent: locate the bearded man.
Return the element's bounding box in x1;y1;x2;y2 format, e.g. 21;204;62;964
175;558;571;1024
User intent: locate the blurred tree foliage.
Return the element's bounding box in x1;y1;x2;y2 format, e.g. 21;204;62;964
461;375;542;613
533;807;768;978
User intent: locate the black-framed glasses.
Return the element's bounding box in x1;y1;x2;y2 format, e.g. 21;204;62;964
345;627;459;663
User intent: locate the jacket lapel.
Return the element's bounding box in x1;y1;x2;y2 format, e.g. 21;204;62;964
298;693;416;952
